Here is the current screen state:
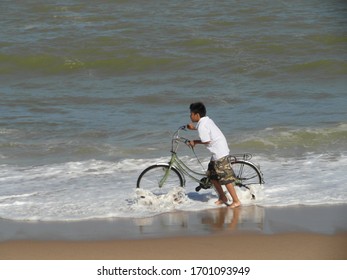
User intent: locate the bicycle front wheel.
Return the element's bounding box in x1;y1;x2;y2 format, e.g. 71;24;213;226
136;164;184;195
230;161;263;187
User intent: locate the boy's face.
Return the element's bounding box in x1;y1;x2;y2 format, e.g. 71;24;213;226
190;111;200;122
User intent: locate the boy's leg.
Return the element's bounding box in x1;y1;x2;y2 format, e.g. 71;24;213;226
211;179;229;205
208;161;229;205
225;183;241;208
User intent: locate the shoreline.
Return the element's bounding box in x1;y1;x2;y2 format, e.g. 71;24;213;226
1;205;346;260
1;204;346;241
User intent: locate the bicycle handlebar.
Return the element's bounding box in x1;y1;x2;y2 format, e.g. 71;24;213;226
178;125;187;130
171;125;192;150
177;136;190;145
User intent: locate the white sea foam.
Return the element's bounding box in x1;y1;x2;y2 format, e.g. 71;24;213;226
0;152;346;221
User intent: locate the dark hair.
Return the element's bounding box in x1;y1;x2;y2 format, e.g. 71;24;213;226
190;102;206;117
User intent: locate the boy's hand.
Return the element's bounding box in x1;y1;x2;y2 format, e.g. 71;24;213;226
189;140;196;148
187;123;196;130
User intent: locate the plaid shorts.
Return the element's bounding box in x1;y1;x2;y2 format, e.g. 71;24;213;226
207;155;236;185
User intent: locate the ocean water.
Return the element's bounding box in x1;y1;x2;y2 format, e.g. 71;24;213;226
0;0;346;221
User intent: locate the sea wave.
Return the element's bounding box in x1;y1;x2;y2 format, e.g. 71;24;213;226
284;60;347;76
0;52;187;75
1;123;346;165
0;152;346;221
232;123;347;156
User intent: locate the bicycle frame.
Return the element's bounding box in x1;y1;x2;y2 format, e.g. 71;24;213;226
169;152;208;186
158;126;210;188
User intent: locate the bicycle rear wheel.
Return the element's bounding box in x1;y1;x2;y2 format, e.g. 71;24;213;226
230;160;263;187
136;164;184;195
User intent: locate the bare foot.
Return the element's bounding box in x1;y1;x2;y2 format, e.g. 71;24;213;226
214;199;225;205
228;202;241;208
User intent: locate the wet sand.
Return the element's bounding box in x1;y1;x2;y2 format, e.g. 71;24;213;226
0;205;346;260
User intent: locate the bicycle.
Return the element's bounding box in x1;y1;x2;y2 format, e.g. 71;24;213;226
136;125;264;198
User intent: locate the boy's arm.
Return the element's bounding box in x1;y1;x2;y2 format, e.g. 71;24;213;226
189;139;210;147
186;123;210;147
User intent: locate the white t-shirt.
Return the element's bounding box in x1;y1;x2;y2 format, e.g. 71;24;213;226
196;116;230;161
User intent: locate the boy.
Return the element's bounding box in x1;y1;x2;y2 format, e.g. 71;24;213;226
187;102;241;208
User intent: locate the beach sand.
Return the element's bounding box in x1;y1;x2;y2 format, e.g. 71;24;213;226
0;205;346;260
1;232;346;260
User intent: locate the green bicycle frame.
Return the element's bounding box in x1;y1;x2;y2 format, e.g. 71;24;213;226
158;153;179;188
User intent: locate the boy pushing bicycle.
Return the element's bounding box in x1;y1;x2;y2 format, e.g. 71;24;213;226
187;102;241;208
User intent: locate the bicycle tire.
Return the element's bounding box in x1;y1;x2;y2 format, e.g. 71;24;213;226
230;160;263;187
136;164;184;195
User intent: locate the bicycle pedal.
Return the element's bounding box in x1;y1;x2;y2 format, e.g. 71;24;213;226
195;186;201;192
